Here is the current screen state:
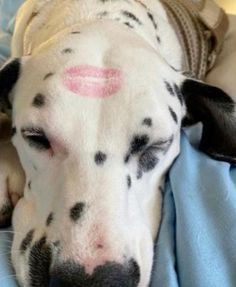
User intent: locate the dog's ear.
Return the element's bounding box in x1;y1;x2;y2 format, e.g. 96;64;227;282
0;58;21;113
181;79;236;164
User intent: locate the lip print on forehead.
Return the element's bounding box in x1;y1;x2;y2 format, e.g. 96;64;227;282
63;65;123;98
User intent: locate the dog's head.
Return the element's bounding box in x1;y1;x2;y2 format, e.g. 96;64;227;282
0;21;235;287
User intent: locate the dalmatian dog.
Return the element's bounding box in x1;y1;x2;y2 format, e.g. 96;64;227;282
0;0;236;286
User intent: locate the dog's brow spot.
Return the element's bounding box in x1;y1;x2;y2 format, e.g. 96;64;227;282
43;72;54;80
32;93;45;107
130;134;150;155
124;21;134;28
70;202;85;221
28;181;31;190
95;151;107;165
20;229;34;254
169;106;178;123
142;118;152;127
62;48;74;54
46;213;54;226
165;81;175;96
156;35;161;43
11;127;17;136
147;11;158;30
121;10;142;25
127;175;132;189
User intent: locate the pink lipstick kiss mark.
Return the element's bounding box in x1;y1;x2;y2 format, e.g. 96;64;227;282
63;65;123;98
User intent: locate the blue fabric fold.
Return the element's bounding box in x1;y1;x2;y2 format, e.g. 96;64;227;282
151;134;236;287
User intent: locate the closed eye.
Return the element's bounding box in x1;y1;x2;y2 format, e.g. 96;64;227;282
149;135;174;154
21;127;51;150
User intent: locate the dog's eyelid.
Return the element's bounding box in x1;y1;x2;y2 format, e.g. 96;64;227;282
21;127;51;150
152;135;174;147
21;127;45;137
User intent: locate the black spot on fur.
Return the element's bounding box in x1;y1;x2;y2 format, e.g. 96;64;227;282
11;126;16;136
46;213;54;226
71;31;80;34
137;169;143;180
29;236;52;287
20;229;34;254
147;12;158;29
130;134;150;155
124;153;130;164
142;118;152;127
127;175;132;189
28;181;31;189
95;152;107;165
124;22;134;28
122;10;142;25
125;134;150;164
43;72;54;81
138;149;159;173
169;106;178;123
165;81;175;96
70;202;85;222
174;83;184;105
62;48;73;54
32;93;45;107
134;0;147;9
0;203;13;228
156;35;161;43
50;258;140;287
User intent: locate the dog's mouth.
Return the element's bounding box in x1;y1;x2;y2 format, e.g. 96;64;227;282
63;65;123;98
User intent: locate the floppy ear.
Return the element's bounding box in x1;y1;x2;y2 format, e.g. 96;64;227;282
181;79;236;164
0;58;21;113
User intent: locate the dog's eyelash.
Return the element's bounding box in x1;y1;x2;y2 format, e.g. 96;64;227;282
150;135;174;153
21;127;51;150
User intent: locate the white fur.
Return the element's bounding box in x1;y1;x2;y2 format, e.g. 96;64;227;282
0;0;235;286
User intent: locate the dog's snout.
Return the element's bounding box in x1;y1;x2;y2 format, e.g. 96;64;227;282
50;259;140;287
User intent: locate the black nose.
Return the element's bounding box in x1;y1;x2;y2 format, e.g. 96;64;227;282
50;259;140;287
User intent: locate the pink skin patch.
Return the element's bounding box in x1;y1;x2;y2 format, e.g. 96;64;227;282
63;65;123;98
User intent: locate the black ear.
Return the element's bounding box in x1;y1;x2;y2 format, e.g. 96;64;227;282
181;79;236;164
0;58;21;112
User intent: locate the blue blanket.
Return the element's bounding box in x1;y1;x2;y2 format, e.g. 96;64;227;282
151;135;236;287
0;1;236;286
0;0;22;65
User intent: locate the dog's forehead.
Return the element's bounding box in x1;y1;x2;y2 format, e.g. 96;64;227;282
21;20;174;84
13;22;180;152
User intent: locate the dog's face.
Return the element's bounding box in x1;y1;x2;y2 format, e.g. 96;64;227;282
0;21;235;287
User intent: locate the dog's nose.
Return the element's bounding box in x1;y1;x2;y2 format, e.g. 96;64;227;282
50;259;140;287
